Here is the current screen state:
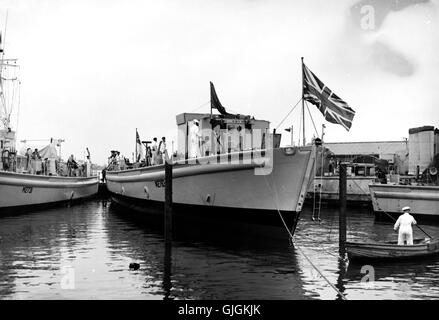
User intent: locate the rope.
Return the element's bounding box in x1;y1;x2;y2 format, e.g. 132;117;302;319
312;144;325;222
312;146;317;220
294;244;347;300
262;174;294;240
305;101;320;138
317;145;325;219
298;110;302;148
14;80;20;133
275;97;302;130
261;170;346;299
190;100;210;113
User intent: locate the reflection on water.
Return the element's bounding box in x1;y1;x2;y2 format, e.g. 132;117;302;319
0;200;438;299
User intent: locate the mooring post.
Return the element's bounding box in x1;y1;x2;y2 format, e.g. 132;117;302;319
164;160;173;244
339;163;347;258
163;160;173;299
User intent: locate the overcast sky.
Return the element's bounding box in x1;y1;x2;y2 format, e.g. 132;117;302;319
1;0;438;164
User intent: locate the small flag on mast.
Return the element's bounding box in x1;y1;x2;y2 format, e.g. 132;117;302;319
136;129;144;161
210;82;229;115
302;62;355;131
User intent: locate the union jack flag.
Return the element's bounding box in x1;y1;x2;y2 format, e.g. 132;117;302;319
303;63;355;131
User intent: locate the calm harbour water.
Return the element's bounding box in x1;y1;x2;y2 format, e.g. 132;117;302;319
1;199;439;300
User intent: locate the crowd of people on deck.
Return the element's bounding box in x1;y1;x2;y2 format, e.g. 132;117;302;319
22;147;86;177
104;136;170;175
142;136;169;167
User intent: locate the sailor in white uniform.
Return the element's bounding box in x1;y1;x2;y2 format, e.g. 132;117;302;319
159;136;168;162
151;137;158;165
189;119;201;158
394;206;417;245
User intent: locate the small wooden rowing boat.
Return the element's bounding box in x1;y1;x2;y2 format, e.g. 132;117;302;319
346;238;439;261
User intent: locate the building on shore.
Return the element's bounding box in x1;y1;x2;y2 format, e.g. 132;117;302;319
307;125;439;205
321;125;438;176
323;140;409;174
408;126;439;175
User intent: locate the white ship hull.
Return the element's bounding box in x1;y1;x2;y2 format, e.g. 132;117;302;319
0;171;99;210
106;146;317;235
369;183;439;216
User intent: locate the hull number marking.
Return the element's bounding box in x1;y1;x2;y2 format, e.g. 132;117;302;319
154;180;166;188
22;186;33;193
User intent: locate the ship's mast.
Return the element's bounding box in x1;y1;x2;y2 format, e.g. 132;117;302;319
301;57;306;146
0;12;20;132
0;12;8;128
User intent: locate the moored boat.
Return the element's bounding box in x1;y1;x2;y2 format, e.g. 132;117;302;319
106;111;319;240
346;238;439;261
0;32;98;211
308;163;377;205
369;183;439;217
106;58;358;240
0;170;98;210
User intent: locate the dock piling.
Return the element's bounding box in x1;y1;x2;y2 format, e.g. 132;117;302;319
163;160;173;299
164;161;173;243
339;163;347;259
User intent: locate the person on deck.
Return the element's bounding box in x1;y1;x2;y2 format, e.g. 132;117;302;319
32;149;42;174
67;154;78;177
145;144;152;166
25;148;32;171
394;206;417;245
158;137;168;163
189;119;201;158
151;137;158;165
32;148;41;160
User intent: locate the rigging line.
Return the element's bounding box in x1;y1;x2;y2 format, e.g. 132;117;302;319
274;97;302;130
294;245;347;300
305;100;319;138
317;146;325;219
262;174;294;240
9;69;17;118
298;109;302;148
0;10;7;88
312;147;320;221
15;80;21;133
312;151;317;220
261;173;345;299
190;100;210;113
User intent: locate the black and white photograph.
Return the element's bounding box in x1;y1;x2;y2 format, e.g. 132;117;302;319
0;0;439;306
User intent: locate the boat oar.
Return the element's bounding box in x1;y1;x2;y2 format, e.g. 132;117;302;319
380;209;433;239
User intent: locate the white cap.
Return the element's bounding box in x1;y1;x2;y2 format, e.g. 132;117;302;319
402;206;411;212
193;119;199;124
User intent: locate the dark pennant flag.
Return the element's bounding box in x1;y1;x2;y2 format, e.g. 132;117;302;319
210;82;229;115
136;130;143;161
302;63;355;131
